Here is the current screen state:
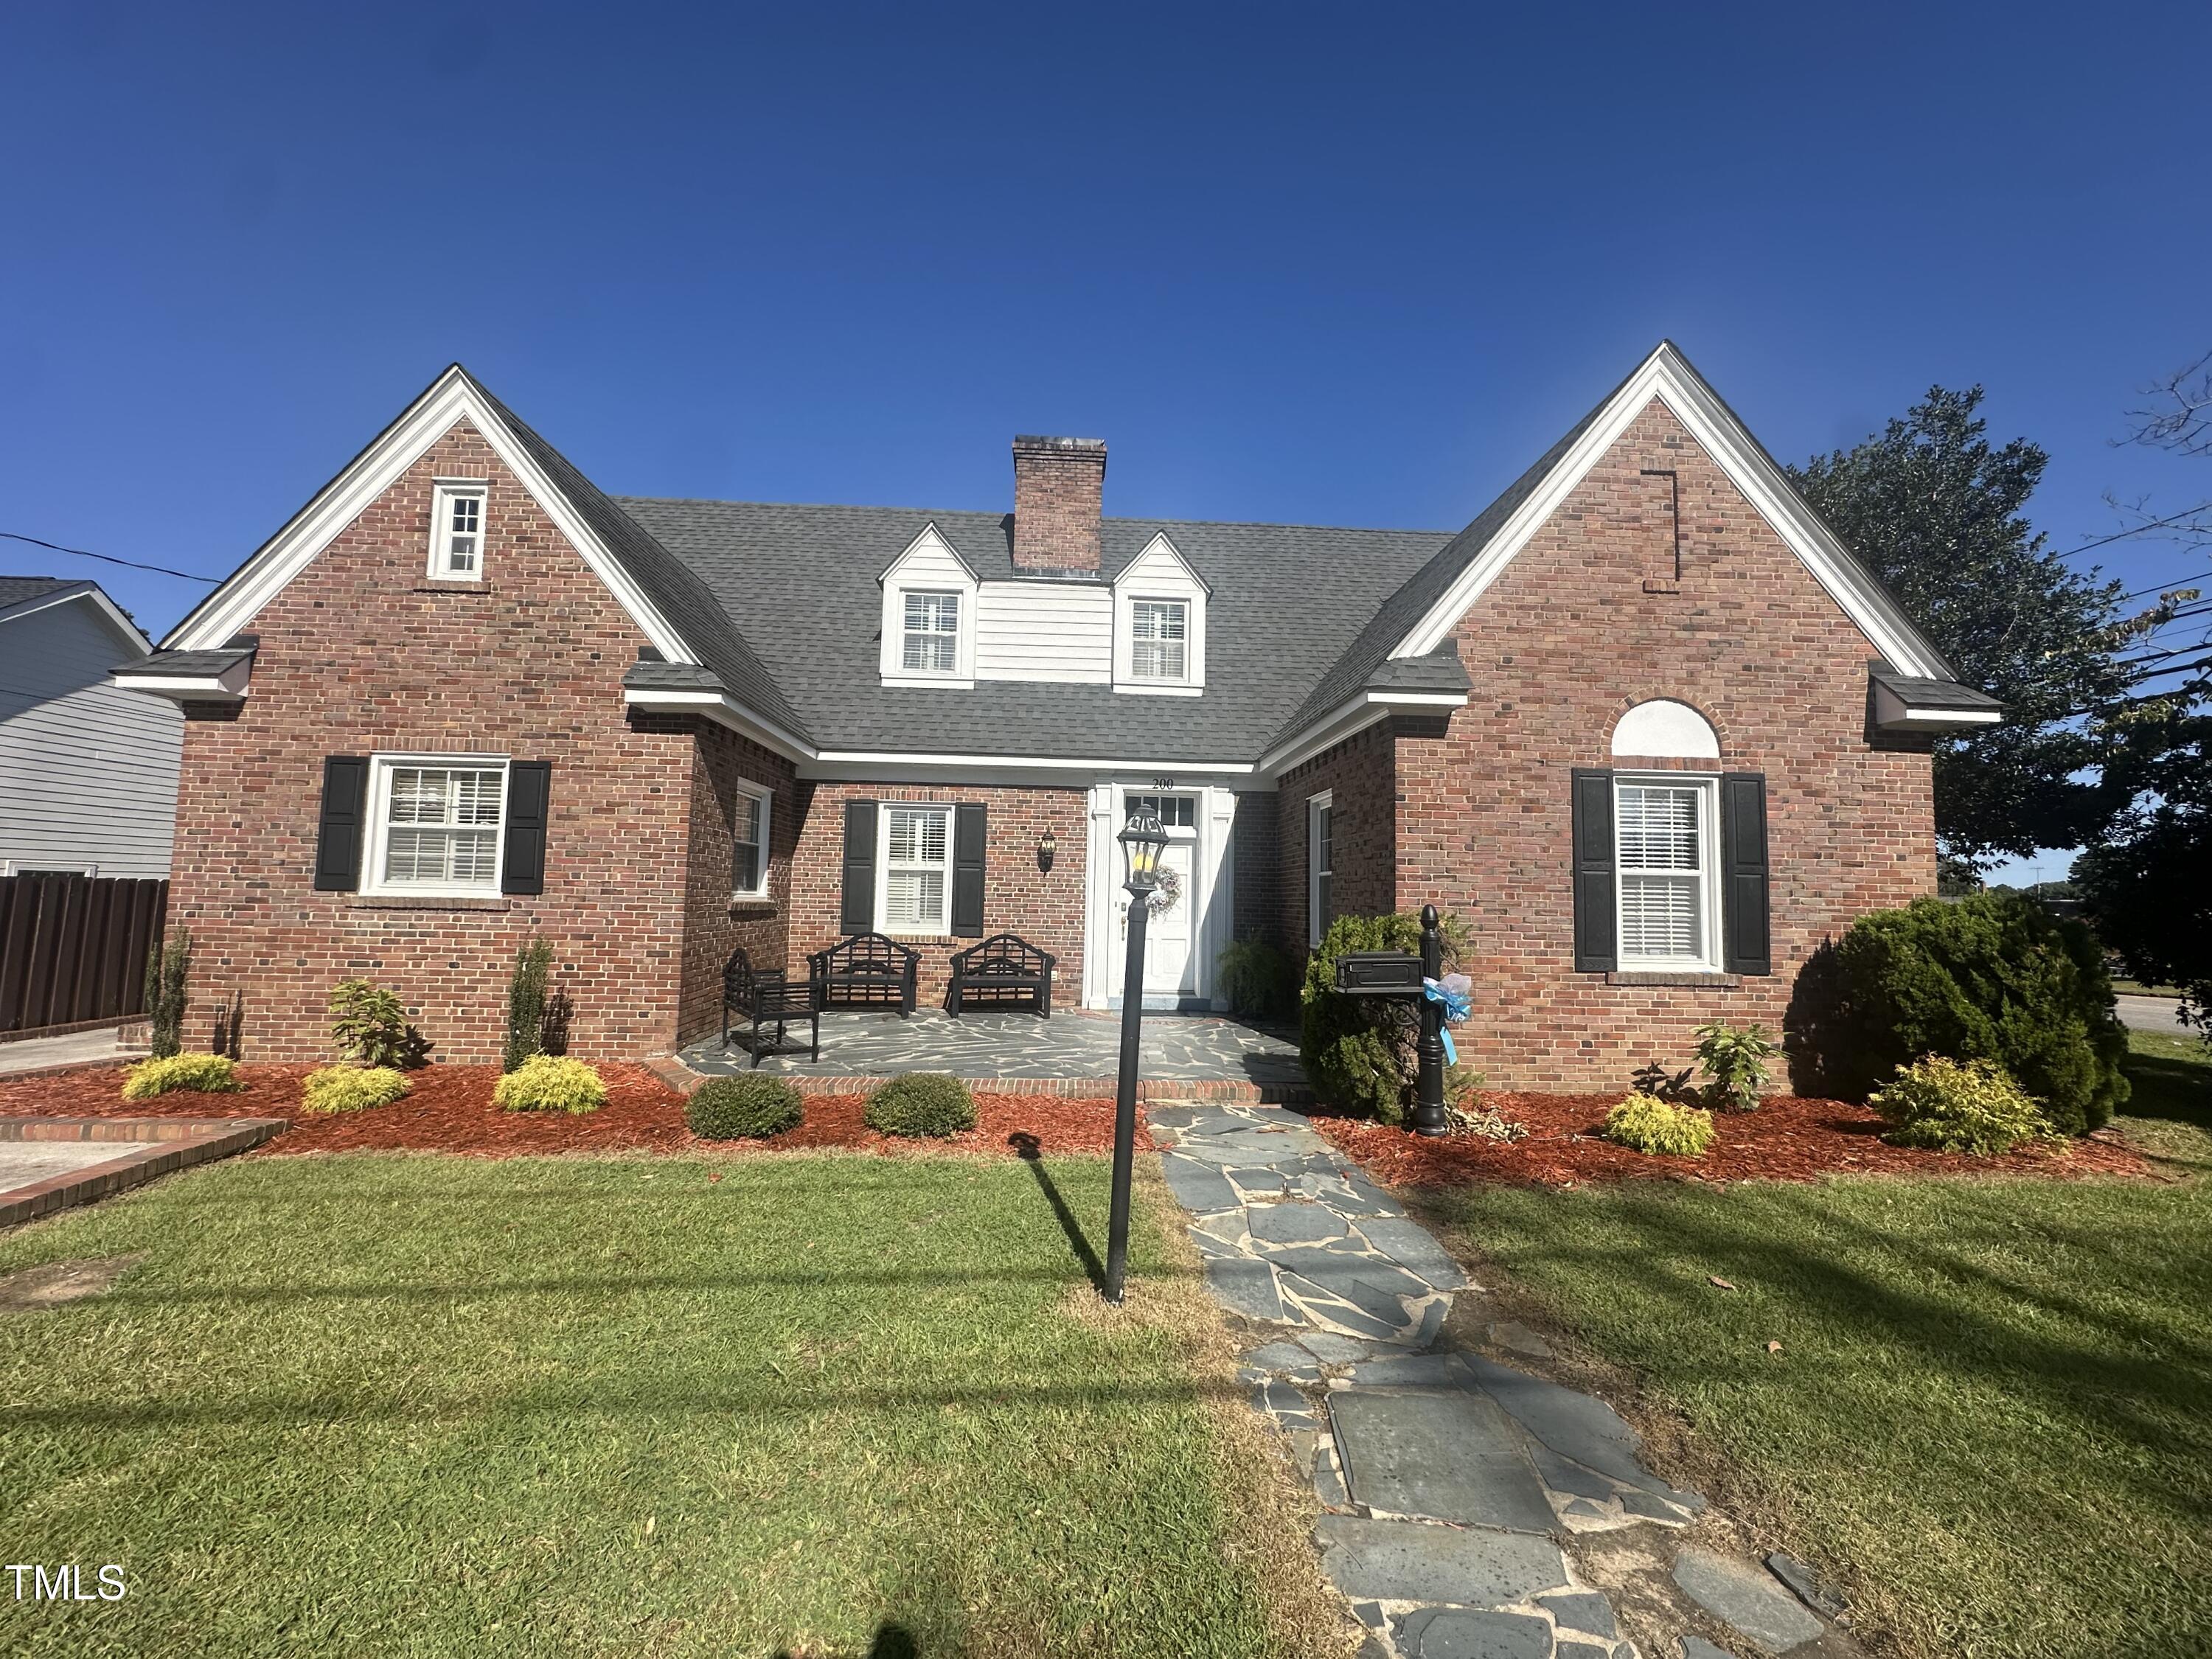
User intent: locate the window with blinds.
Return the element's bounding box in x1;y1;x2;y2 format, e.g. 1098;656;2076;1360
1130;599;1188;679
881;805;952;932
1613;779;1711;966
380;764;505;890
901;591;961;673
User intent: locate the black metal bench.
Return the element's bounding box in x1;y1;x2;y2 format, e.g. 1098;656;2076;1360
947;932;1056;1018
808;931;919;1017
722;946;818;1067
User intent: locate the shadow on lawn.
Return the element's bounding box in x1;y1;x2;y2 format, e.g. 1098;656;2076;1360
1009;1130;1106;1295
774;1621;923;1659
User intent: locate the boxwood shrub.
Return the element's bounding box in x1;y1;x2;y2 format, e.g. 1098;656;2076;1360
1800;891;2127;1134
301;1065;411;1114
864;1073;976;1138
120;1053;240;1099
493;1055;607;1115
1871;1056;2052;1155
687;1075;804;1140
1604;1093;1716;1157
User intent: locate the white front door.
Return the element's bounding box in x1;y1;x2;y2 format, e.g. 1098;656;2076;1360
1138;840;1197;995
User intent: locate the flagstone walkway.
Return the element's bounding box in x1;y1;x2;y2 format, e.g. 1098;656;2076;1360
1148;1100;1857;1659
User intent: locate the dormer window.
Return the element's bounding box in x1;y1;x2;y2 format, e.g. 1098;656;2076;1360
428;481;488;582
902;591;961;675
1130;599;1189;680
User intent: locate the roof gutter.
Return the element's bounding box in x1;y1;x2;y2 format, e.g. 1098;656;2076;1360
1256;688;1470;781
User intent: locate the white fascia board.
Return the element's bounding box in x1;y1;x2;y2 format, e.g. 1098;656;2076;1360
876;521;978;585
1871;681;2004;731
1255;688;1470;779
111;665;251;702
165;369;698;667
620;687;813;764
0;585;154;653
1390;344;1951;681
803;749;1256;787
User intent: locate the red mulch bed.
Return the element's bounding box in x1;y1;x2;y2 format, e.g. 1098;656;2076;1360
0;1065;1131;1160
1315;1091;2160;1189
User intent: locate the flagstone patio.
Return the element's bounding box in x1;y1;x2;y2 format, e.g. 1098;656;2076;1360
675;1007;1303;1088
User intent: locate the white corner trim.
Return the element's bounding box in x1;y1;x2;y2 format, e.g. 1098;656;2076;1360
164;368;698;667
1390;343;1950;680
1255;688;1470;779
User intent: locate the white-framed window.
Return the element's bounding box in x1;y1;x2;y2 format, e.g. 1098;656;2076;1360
1613;774;1721;970
1130;599;1189;681
731;783;773;900
1307;790;1334;947
900;591;961;675
1124;792;1197;830
427;481;490;581
363;755;509;897
878;804;953;934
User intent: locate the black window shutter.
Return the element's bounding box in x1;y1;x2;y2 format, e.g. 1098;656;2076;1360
840;800;878;932
501;762;552;895
952;804;987;938
313;757;370;892
1571;768;1617;973
1720;771;1772;975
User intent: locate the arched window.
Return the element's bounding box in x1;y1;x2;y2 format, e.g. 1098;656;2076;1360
1611;699;1719;759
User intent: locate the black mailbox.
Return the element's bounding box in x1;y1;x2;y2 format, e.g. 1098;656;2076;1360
1334;950;1425;997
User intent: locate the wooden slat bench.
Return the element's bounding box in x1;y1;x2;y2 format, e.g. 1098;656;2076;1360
947;933;1055;1018
722;946;818;1067
807;931;919;1018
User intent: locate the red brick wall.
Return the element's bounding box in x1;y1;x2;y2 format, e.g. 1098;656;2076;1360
1390;397;1936;1088
676;723;800;1044
1230;791;1281;945
1275;720;1397;954
1010;437;1105;574
786;782;1091;1006
168;421;699;1064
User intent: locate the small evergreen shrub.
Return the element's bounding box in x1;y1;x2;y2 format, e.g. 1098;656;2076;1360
144;927;191;1060
864;1073;977;1138
1802;892;2126;1134
1299;910;1470;1124
1603;1093;1716;1157
687;1075;804;1140
329;979;430;1070
301;1065;411;1114
1694;1021;1778;1113
493;1055;607;1114
1871;1057;2053;1155
503;939;554;1074
121;1052;240;1099
1215;938;1303;1023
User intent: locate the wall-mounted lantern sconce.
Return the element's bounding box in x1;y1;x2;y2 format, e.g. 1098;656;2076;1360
1037;829;1057;873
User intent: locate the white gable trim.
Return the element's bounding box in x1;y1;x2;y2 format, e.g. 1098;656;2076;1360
1390;344;1952;680
876;521;979;586
0;584;153;653
1112;531;1212;597
164;368;698;664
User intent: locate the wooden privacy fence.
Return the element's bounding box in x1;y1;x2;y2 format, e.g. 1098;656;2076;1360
0;874;168;1037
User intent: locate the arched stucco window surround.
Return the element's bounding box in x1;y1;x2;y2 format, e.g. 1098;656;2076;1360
1608;698;1722;762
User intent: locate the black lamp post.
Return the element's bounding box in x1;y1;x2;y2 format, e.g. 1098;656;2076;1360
1105;808;1169;1304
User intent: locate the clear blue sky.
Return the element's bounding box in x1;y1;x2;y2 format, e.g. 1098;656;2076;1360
4;4;2206;876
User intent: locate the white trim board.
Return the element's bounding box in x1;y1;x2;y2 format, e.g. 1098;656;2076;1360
1388;342;1953;681
164;367;696;664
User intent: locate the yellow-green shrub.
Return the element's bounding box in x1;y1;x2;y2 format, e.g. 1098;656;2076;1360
302;1066;411;1114
120;1053;240;1099
1604;1092;1716;1157
1871;1056;2052;1155
493;1054;606;1115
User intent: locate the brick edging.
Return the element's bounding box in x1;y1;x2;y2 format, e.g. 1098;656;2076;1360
643;1054;1311;1105
0;1117;288;1229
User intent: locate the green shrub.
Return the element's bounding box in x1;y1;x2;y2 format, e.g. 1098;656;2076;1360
329;978;430;1070
863;1074;977;1138
121;1052;240;1099
302;1065;411;1114
1806;892;2127;1134
144;927;191;1060
1298;911;1470;1125
1603;1093;1716;1157
503;939;554;1074
1695;1021;1777;1113
1215;938;1303;1023
1871;1056;2053;1155
687;1075;804;1140
493;1055;607;1114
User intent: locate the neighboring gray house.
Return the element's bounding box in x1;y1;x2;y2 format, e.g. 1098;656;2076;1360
0;577;183;879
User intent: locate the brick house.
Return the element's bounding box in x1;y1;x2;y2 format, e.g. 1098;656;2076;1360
114;344;1998;1084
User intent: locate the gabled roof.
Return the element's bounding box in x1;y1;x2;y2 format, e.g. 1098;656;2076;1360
0;575;153;651
0;575;77;612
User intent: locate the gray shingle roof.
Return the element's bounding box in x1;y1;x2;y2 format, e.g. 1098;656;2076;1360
112;646;254;677
1868;663;2003;711
615;499;1453;762
0;576;80;613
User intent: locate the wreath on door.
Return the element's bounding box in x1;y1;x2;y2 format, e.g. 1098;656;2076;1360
1145;864;1184;916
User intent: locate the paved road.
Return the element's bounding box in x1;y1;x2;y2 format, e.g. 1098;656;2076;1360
2117;994;2191;1036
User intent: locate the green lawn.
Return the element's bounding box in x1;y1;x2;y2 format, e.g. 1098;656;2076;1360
1416;1032;2212;1659
0;1152;1332;1658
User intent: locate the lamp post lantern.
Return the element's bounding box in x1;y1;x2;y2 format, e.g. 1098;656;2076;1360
1105;808;1169;1304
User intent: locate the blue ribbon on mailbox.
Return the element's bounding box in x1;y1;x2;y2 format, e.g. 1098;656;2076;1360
1422;973;1472;1066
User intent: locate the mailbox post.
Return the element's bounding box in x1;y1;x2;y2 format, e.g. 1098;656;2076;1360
1332;903;1452;1138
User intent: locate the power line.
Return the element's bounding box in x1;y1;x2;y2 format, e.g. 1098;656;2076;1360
0;531;221;584
2121;568;2212;601
2052;504;2212;563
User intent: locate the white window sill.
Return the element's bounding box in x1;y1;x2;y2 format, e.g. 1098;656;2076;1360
1606;969;1740;988
881;672;975;689
1113;681;1203;696
730;892;775;909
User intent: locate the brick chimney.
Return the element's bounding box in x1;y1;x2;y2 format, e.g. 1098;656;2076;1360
1011;435;1107;574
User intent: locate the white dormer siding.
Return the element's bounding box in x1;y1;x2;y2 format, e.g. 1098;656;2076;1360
877;524;978;688
1113;533;1207;695
975;580;1113;683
